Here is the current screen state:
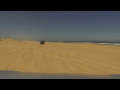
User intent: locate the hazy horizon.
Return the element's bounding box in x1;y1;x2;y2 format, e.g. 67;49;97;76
0;11;120;42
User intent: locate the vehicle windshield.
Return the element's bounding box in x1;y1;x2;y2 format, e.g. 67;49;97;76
0;11;120;79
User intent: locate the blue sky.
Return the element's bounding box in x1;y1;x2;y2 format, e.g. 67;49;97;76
0;11;120;42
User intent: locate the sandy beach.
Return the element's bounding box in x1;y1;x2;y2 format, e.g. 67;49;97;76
0;39;120;74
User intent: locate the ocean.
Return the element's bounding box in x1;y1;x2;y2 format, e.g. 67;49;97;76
61;41;120;46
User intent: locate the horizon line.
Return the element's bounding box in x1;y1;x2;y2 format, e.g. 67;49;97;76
0;38;120;43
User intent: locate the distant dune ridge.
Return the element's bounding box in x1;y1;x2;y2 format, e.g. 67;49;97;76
0;38;120;74
1;38;21;42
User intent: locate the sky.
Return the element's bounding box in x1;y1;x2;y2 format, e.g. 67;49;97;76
0;11;120;42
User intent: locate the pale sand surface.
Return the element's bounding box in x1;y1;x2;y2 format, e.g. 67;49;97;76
0;39;120;74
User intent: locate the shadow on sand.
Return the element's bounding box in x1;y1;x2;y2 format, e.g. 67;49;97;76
0;70;120;79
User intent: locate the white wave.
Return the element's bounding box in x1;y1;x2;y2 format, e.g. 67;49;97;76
98;43;120;46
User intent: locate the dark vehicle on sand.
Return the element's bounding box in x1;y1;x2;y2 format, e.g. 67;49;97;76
40;40;45;45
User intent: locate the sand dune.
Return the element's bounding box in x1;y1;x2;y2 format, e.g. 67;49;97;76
0;39;120;74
